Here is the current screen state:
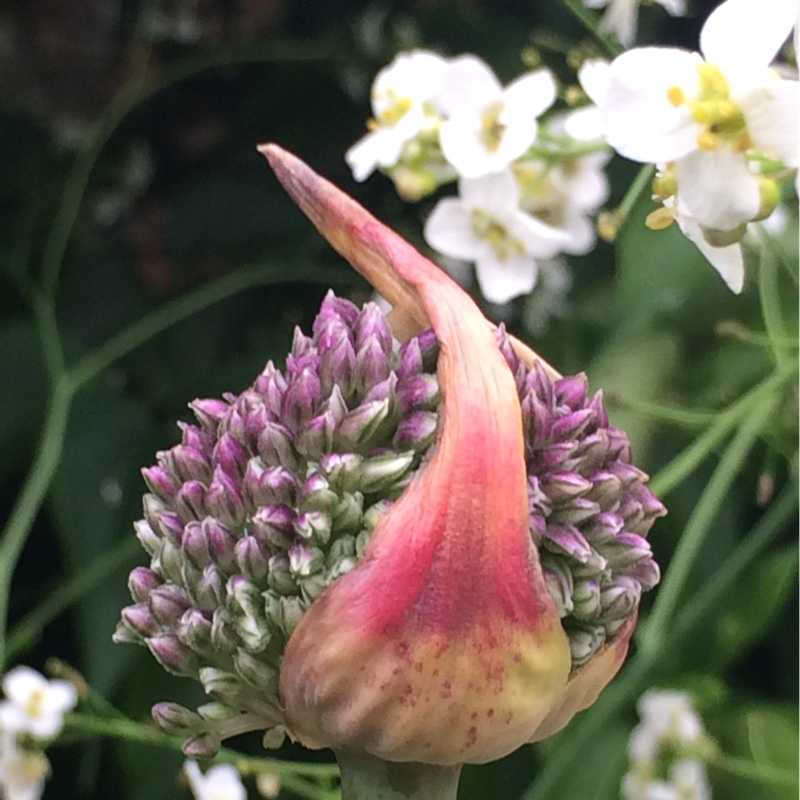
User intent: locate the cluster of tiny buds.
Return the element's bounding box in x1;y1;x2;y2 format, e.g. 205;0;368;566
115;291;663;754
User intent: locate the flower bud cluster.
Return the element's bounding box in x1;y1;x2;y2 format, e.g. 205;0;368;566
117;290;662;751
115;292;441;752
495;329;664;666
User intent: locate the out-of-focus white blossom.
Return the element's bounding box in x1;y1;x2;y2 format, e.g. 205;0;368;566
437;55;557;179
600;0;797;236
623;690;712;800
185;760;247;800
0;667;77;740
583;0;687;47
0;729;49;800
424;169;569;303
345;50;449;183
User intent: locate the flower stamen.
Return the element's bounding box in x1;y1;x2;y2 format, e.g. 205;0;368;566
470;208;525;260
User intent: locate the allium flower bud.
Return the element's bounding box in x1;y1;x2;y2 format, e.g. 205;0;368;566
115;145;664;777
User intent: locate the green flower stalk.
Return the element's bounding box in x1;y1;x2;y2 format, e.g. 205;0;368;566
115;145;664;795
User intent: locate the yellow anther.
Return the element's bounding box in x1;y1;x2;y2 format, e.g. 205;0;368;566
666;86;685;107
652;171;677;199
717;100;737;119
732;132;753;152
367;118;381;132
480;101;507;152
379;97;413;126
696;63;729;96
697;131;718;151
470;208;524;260
691;101;714;125
596;210;622;242
645;206;676;231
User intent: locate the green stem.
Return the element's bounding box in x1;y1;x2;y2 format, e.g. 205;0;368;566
757;237;790;369
618;164;655;221
607;395;716;428
638;390;780;659
650;366;795;498
556;0;621;56
0;375;73;668
336;750;462;800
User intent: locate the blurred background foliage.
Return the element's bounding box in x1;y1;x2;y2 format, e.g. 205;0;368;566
0;1;796;799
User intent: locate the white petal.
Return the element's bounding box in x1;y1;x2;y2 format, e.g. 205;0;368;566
502;70;557;121
700;0;796;72
604;48;702;162
508;211;571;258
458;169;521;212
599;0;640;47
2;668;46;705
563;106;604;141
423;198;480;261
42;681;78;715
676;211;745;292
578;59;612;107
475;253;538;303
559;211;597;254
345;130;399;181
676;149;760;229
371;50;450;116
437;55;502;117
557;157;610;210
740;79;799;166
654;0;687;16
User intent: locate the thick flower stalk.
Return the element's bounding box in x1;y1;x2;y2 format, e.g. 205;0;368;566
115;145;664;791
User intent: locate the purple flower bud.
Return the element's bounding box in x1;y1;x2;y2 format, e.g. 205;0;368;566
606;428;632;461
393;411;438;450
551;497;601;525
243;459;298;508
584;470;623;508
182;521;211;569
550;408;596;442
135;520;161;557
588;391;609;428
282;360;322;429
543;524;594;563
211;609;240;653
119;603;160;638
199;667;243;704
554;374;588;410
362;374;397;406
267;554;296;595
566;624;606;665
213;434;249;481
128;567;162;602
190;398;230;432
318;321;356;397
541;472;593;503
177;608;213;652
249;504;296;549
318;452;364;490
142;466;179;502
205;467;244;528
542;560;573;617
313;291;359;331
296;411;336;458
354;303;392;355
358;452;415;493
147;633;198;677
144;497;185;541
154;539;185;586
183;732;221;759
583;512;624;543
395;337;423;380
257;421;298;471
624;557;661;591
152;702;203;735
604;533;653;570
522;393;553;450
572;431;612;472
169;445;212;483
396;374;440;413
194;564;227;610
600;577;641;622
289;543;322;577
355;338;391;393
291;327;316;359
180;422;215;452
294;511;332;546
609;462;648;489
201;517;237;572
175;481;207;522
235;536;270;582
298;473;338;512
336;400;390;450
532;441;580;472
255;362;288;417
149;585;192;627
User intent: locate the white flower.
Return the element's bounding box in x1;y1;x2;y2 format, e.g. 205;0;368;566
345;50;449;182
601;0;798;233
437;55;557;179
0;667;77;740
0;730;49;800
424;169;569;303
185;761;247;800
583;0;687;47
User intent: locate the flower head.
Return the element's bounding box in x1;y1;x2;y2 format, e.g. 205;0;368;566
424;169;570;303
115;145;664;766
346;50;449;184
0;730;49;800
437;55;557;179
599;0;797;247
0;667;77;740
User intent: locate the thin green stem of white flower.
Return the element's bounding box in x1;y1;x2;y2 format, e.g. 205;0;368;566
556;0;622;56
757;235;792;370
711;754;799;789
